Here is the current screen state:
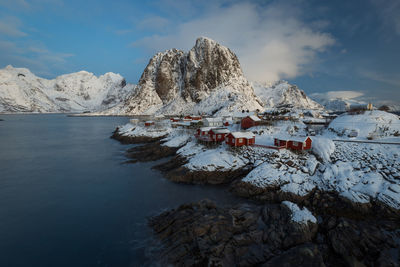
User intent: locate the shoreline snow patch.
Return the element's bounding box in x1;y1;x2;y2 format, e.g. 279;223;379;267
282;201;317;224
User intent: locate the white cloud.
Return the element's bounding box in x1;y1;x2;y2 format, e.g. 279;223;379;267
311;91;364;101
0;16;27;37
132;2;335;83
0;40;73;76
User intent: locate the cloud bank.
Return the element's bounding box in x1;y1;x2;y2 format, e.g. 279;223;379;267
133;2;335;83
311;91;364;101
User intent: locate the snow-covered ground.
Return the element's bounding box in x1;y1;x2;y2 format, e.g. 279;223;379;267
116;110;400;209
326;110;400;140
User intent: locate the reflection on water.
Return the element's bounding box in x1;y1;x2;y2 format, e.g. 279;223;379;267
0;114;241;267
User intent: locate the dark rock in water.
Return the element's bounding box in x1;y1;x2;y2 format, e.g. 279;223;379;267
261;243;325;267
148;199;400;266
125;141;180;162
149;200;319;266
152;149;252;184
163;165;251;185
110;127;166;144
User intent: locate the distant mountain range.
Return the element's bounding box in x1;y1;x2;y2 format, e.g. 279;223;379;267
0;65;132;113
1;37;365;115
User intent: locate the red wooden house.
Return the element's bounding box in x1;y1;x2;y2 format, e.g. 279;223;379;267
274;136;312;150
195;127;214;142
209;128;230;142
184;115;202;120
241;115;261;129
226;132;255;147
145;121;155;127
191;116;202;121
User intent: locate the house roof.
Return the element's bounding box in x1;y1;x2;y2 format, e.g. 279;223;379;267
145;121;154;123
204;117;223;122
199;127;215;132
177;122;191;126
248;115;261;122
274;135;311;143
229;131;255;139
210;128;230;134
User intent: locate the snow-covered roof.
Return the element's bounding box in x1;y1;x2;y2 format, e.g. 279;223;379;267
211;128;230;134
248;115;261;121
229;131;255;139
275;135;310;143
199;127;215;132
203;117;222;122
145;121;154;123
177;122;191;126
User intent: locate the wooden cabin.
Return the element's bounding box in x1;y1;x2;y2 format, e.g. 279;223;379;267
274;136;312;150
145;121;155;127
226;132;255;147
241;115;261;129
195;127;215;142
170;117;180;122
209;128;230;142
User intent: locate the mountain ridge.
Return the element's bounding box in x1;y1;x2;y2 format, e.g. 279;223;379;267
0;37;327;115
0;65;132;113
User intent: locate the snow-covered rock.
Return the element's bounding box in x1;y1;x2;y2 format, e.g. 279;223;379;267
103;37;264;116
253;80;323;110
0;65;132;113
282;201;317;224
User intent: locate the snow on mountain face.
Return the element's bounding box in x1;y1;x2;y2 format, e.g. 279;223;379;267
0;65;131;113
310;96;365;112
253;80;323;110
105;37;264;116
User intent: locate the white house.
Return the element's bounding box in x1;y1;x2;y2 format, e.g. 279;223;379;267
203;117;223;127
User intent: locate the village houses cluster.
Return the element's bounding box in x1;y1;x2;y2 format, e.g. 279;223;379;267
137;112;314;151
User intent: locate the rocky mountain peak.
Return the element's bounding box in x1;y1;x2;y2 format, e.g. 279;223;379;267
184;37;244;102
115;36;259;115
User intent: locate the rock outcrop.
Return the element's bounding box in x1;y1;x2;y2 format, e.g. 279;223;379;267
149;199;400;266
105;37;263;116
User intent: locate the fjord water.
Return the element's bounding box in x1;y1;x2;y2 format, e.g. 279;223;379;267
0;114;239;267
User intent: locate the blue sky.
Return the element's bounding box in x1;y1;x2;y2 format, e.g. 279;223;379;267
0;0;399;105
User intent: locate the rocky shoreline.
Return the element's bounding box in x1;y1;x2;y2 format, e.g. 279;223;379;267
112;129;400;266
148;199;399;266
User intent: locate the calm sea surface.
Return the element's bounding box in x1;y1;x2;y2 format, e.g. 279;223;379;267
0;114;240;267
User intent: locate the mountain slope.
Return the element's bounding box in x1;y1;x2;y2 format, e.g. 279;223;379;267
0;65;132;113
104;37;264;116
253;80;323;110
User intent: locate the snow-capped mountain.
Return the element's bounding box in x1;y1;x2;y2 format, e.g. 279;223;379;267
104;37;264;116
1;37;326;115
253;80;323;110
0;65;132;113
310;96;365;112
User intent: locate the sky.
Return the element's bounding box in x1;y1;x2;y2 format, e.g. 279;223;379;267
0;0;399;106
